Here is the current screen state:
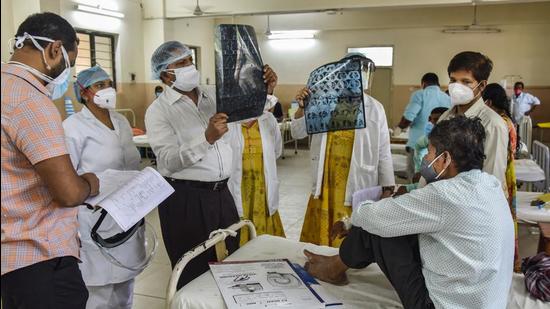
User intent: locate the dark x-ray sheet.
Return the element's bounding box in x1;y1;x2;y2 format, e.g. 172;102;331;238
304;56;366;134
215;24;267;123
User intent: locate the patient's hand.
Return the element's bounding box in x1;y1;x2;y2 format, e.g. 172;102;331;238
304;250;349;286
330;221;349;241
380;186;395;199
394;185;408;197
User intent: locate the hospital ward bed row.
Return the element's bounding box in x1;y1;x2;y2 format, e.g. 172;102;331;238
131;119;299;161
166;220;548;309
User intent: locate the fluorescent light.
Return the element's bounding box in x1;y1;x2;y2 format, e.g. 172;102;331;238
442;26;501;34
268;30;316;40
76;4;125;18
268;39;316;50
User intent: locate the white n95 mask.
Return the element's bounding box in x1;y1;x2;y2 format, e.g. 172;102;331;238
168;65;200;92
448;82;481;106
94;87;117;109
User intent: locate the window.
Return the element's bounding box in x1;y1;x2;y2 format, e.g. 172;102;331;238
75;30;116;84
347;46;393;67
189;46;199;67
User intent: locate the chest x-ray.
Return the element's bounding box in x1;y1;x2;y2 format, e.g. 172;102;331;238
304;56;367;134
215;24;267;123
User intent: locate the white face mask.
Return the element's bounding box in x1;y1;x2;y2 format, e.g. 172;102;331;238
167;65;200;92
93;87;117;109
448;82;482;106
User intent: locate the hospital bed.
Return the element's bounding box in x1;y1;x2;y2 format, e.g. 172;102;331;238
390;131;409;145
279;118;299;159
517;191;550;224
132;134;155;160
166;221;547;309
115;108;137;128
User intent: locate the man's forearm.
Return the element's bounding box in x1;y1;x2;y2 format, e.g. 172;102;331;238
294;106;304;119
397;116;411;129
34;155;98;208
526;105;537;115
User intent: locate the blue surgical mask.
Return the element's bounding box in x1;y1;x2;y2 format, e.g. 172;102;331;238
9;32;71;100
155;91;162;98
420;152;448;183
424;122;434;136
48;73;71;100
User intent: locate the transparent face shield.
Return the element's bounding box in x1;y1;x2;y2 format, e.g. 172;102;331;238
91;209;158;272
360;58;376;93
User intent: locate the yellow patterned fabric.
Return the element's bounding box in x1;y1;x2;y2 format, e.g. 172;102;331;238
502;115;520;272
240;121;285;245
300;129;354;247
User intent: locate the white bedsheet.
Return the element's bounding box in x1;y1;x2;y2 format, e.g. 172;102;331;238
133;134;150;148
392;154;408;173
517;191;550;223
172;235;547;309
515;159;546;183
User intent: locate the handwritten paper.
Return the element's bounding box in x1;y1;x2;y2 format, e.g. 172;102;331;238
86;167;174;231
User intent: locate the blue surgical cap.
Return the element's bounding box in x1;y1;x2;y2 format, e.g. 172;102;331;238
150;41;193;80
73;65;111;102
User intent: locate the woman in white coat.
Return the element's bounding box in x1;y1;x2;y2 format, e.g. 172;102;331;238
63;66;143;309
291;54;396;247
228;96;286;245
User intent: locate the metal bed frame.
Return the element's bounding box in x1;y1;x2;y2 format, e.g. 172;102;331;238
115;108;137;127
280;118;299;159
165;220;257;308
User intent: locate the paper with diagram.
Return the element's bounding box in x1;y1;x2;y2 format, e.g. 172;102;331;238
85;167;174;231
210;259;333;309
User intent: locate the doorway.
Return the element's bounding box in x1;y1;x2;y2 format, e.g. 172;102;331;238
370;68;393;124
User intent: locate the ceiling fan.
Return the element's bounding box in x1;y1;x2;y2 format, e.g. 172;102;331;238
265;15;272;36
187;0;225;16
442;1;501;34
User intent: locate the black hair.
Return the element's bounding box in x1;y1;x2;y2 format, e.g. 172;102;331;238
482;83;512;119
15;12;78;52
154;86;164;92
514;81;524;89
430;107;449;115
428;116;486;173
421;73;439;86
447;51;493;82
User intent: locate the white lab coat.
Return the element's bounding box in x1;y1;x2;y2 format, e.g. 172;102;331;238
62;106;144;287
227;112;282;216
291;94;395;205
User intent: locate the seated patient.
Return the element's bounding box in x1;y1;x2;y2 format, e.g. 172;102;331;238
304;116;514;309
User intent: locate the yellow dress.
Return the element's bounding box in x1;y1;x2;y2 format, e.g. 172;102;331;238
299;129;355;247
240;121;286;245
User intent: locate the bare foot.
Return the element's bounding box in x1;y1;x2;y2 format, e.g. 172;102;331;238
303;250;349;285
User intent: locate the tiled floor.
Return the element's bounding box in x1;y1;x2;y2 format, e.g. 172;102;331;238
132;148;542;308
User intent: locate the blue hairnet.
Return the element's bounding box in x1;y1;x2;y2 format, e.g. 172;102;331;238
73;65;111;102
151;41;193;80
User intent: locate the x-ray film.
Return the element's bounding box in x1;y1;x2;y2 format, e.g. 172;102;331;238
304;56;366;134
215;24;267;123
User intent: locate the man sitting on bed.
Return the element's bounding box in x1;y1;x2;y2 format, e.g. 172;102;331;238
304;116;514;309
